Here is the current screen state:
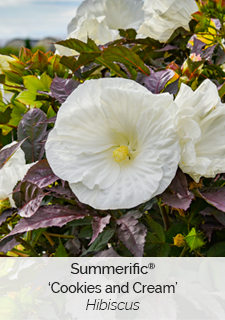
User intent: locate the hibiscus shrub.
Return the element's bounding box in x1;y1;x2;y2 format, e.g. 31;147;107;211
1;0;225;257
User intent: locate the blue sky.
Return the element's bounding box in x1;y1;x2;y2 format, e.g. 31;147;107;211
0;0;82;45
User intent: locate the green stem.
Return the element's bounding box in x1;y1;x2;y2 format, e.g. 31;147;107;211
16;236;38;257
179;246;187;257
47;233;75;239
157;197;170;231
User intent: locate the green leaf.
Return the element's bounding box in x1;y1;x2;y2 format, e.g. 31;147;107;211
158;243;171;257
102;46;150;75
23;75;46;93
145;231;162;249
219;82;225;98
0;74;5;84
80;225;93;238
87;38;101;52
185;227;205;251
56;38;101;53
96;56;128;78
8;101;27;127
0;107;12;124
208;242;225;257
82;228;115;255
67;216;92;227
54;239;68;257
8;61;26;76
40;73;52;91
19;47;33;63
3;70;23;85
48;54;67;78
28;50;49;71
119;28;137;39
145;216;165;242
16;91;37;105
60;52;101;73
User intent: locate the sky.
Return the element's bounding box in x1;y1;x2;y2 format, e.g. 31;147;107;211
0;0;82;46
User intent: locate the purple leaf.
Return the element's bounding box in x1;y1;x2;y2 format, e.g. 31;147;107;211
50;76;80;103
95;247;121;257
144;70;175;93
116;211;147;257
212;18;221;30
22;159;59;188
0;208;15;227
161;169;194;210
2;205;87;239
13;181;47;218
65;238;81;255
198;188;225;212
191;38;206;56
0;236;20;253
163;79;179;94
191;38;216;60
44;183;76;200
17;109;47;163
200;208;224;241
200;206;225;226
41;116;56;124
0;139;27;169
155;45;178;52
89;215;111;245
202;45;216;60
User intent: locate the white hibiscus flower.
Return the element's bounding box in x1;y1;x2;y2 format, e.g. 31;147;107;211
138;0;198;43
45;78;180;210
0;142;35;208
55;0;144;56
0;54;15;74
0;54;15;102
175;79;225;182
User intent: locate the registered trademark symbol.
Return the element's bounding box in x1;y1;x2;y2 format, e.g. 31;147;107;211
148;263;155;269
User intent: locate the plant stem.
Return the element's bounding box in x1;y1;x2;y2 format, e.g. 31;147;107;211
47;233;75;239
157;197;170;231
11;249;29;257
179;246;187;257
43;232;55;246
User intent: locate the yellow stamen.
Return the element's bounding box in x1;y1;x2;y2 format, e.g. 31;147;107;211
113;145;129;162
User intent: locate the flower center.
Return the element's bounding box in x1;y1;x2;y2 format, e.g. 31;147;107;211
113;145;129;162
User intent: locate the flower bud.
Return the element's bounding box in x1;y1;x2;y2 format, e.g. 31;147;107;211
173;234;186;247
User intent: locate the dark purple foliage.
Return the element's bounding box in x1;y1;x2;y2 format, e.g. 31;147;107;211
18;109;48;163
116;211;147;257
50;76;80;103
1;205;88;239
22;159;59;188
144;70;175;93
89;214;111;245
95;247;121;257
161;169;194;210
198;188;225;212
13;181;47;218
0;139;27;169
155;45;178;52
0;236;20;253
200;207;225;241
0;208;15;227
44;183;76;200
164;79;179;94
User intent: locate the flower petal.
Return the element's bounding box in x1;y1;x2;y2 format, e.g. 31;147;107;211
70;151;163;210
46;128;120;189
175;79;225;181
